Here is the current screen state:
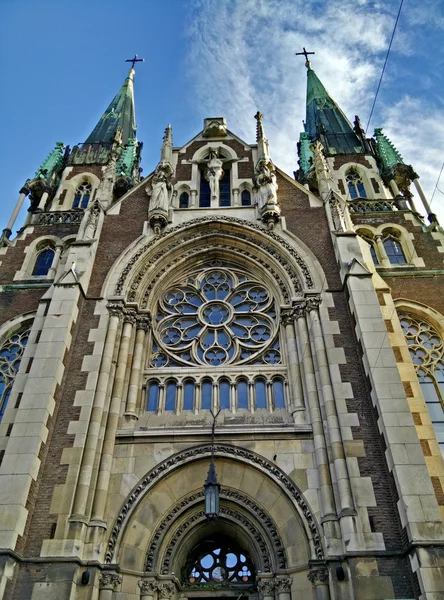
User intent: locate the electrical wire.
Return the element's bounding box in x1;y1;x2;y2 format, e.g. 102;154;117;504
430;161;444;207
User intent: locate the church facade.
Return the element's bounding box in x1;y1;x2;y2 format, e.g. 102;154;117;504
0;59;443;599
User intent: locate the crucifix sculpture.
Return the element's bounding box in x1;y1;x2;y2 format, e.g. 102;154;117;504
125;53;145;70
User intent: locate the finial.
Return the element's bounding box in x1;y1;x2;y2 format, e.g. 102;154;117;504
295;47;315;69
125;53;145;72
160;124;173;162
255;111;265;143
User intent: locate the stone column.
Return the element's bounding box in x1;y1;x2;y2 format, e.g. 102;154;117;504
124;316;150;419
275;577;292;600
36;190;49;211
157;581;175;600
91;310;135;523
190;189;198;208
47;243;63;279
413;178;438;224
282;308;305;423
99;572;122;600
258;578;276;600
306;297;355;516
294;304;336;520
71;305;122;520
138;579;157;600
374;234;390;268
232;188;240;206
308;567;330;600
2;187;29;239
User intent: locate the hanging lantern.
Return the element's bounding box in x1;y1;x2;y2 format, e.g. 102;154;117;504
204;459;220;520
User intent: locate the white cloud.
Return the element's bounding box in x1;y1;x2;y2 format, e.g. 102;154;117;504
186;0;444;223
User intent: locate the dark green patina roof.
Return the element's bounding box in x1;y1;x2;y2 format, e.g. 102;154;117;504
305;64;364;155
85;69;137;146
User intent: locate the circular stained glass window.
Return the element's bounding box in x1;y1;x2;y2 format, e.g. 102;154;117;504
184;540;254;586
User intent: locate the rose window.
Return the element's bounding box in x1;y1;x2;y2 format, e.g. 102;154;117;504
151;267;280;367
184;540;255;586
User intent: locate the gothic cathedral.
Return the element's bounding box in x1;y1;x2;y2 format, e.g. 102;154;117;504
0;58;443;600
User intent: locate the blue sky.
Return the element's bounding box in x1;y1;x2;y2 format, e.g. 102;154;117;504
1;0;443;230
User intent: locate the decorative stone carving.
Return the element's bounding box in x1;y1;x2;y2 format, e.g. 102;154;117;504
258;579;276;596
136;315;152;332
157;582;175;598
84;199;101;239
107;302;125;319
202;117;227;138
275;577;292;593
306;296;322;312
328;192;347;232
204;149;224;200
138;579;158;595
307;567;329;586
114;216;315;306
99;572;122;590
253;112;280;229
105;444;323;564
148;125;174;234
123;308;137;325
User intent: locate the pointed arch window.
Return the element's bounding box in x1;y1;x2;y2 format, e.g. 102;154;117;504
383;237;406;265
73;181;92;209
179;192;189;208
346;169;366;199
0;326;31;421
241;190;251;206
399;313;444;457
32;246;55;276
219;169;231;206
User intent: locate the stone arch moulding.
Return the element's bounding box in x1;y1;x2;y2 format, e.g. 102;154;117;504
145;488;287;575
107;216;318;303
105;443;324;565
394;298;444;334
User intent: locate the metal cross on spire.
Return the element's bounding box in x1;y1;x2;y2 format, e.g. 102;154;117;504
125;53;145;70
295;47;315;66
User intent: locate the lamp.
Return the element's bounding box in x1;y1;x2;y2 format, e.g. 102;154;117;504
204;409;221;520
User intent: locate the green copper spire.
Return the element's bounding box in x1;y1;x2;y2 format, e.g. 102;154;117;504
305;63;364;155
116;137;138;178
374;128;403;169
34;142;66;183
84;68;137;146
298;132;314;175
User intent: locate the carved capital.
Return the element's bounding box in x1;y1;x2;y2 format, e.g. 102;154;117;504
157;581;175;599
123;308;137;325
281;307;296;326
305;296;321;312
275;577;292;593
257;579;276;596
307;567;329;586
107;302;125;319
99;572;122;590
138;579;158;595
136;314;152;332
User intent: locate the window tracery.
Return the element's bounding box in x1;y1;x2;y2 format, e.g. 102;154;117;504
346;169;366;199
0;326;31;421
73;181;92;209
32;246;55;276
184;539;254;586
151;266;280;368
399;313;444;456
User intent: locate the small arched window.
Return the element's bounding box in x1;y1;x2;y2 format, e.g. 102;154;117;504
73;181;92;209
237;378;249;409
201;379;213;410
346;169;366;199
219;169;231;207
219;378;230;410
255;378;267;409
147;381;160;411
272;378;285;409
383;237;406;265
183;380;195;411
241;190;251;206
370;246;379;265
32;247;55;276
0;326;31;421
179;192;189;209
165;381;177;411
200;174;211;208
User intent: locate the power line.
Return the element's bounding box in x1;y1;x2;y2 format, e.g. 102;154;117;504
430;161;444;207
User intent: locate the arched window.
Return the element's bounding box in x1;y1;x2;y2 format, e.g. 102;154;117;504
200;174;211;208
383;237;406;265
202;379;213;410
370;246;379;265
179;192;189;209
165;381;177;411
241;190;251;206
32;247;55;276
0;326;31;421
73;181;92;209
399;313;444;456
237;378;249;409
184;537;255;586
183;380;195;411
255;378;267;409
219;378;230;409
346;169;366;199
219;169;231;206
147;381;160;411
272;378;285;409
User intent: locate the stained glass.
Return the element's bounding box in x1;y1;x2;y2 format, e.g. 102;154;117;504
0;326;31;421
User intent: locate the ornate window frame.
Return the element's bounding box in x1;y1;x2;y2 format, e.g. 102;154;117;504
356;224;424;269
53;172;99;211
14;235;60;281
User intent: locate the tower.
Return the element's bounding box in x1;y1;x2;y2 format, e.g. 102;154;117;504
0;56;443;600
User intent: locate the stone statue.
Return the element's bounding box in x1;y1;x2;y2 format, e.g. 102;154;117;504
205;149;224;199
149;166;171;214
254;159;278;211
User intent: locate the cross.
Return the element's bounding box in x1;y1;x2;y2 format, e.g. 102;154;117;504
295;47;315;63
125;53;145;70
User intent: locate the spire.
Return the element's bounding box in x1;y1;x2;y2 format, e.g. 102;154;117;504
84;68;137;146
254;111;270;162
160;124;173;163
374;128;403;170
303;61;365;155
